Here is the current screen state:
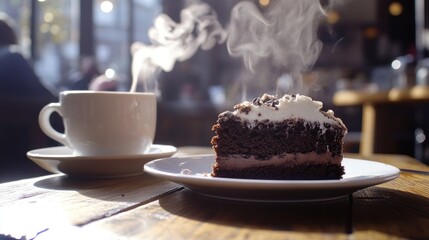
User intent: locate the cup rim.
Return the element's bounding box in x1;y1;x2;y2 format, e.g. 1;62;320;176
60;90;156;96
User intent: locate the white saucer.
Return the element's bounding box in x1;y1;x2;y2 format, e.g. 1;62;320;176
144;155;400;202
27;144;177;178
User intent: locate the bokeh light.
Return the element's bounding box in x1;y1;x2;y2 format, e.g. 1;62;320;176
389;2;403;16
259;0;270;7
100;1;114;13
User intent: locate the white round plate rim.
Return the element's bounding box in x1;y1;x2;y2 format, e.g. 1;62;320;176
144;154;400;201
27;144;177;161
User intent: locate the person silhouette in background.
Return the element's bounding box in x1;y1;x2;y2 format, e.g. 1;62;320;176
68;56;119;91
0;12;55;182
0;12;52;97
69;56;101;90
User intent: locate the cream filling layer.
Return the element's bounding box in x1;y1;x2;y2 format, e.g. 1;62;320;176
214;152;342;170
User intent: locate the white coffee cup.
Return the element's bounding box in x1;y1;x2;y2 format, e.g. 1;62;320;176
39;91;157;156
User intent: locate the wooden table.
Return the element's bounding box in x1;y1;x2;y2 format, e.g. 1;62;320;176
1;150;429;239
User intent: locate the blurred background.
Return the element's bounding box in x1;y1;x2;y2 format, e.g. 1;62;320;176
0;0;428;182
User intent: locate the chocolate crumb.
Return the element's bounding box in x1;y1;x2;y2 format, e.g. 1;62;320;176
251;94;280;109
252;97;260;105
240;106;251;115
258;113;262;117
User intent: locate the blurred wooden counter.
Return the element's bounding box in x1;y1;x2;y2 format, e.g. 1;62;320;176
334;86;429;156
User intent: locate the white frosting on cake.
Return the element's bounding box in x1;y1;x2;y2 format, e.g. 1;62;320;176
232;94;344;128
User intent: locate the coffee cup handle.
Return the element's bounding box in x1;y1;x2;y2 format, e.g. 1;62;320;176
38;103;70;147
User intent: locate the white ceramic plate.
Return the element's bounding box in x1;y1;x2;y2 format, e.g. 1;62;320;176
27;144;177;178
144;155;400;202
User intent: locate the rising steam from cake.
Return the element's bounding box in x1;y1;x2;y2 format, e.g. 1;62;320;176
130;1;227;92
131;0;340;98
227;0;337;95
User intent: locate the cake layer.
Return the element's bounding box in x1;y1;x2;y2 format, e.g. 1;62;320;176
211;115;345;159
212;161;344;180
214;152;342;169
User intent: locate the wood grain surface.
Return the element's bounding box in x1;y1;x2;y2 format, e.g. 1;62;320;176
0;153;428;240
0;174;179;239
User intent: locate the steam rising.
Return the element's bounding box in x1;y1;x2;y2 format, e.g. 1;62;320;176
132;0;338;99
227;0;331;95
131;2;226;92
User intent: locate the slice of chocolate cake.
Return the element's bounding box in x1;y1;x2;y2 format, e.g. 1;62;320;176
211;94;348;180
